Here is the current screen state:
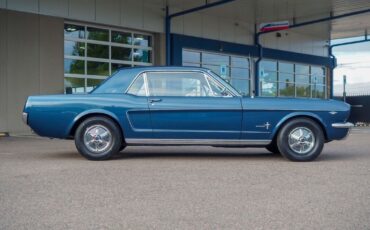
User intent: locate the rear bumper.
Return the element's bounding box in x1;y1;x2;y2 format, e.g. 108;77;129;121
332;122;354;128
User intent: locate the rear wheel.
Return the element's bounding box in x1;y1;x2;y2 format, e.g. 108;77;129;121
277;118;324;161
75;116;122;160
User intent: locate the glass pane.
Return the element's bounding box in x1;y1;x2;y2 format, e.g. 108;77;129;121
279;73;294;83
261;71;277;82
111;46;132;61
64;59;85;74
261;81;277;97
296;84;311;97
231;68;249;79
231;57;249;68
202;53;229;65
296;74;310;84
296;64;309;74
86;27;109;41
87;61;109;76
64;41;85;56
133;34;151;47
260;60;277;71
64;77;85;94
111;31;132;44
86;78;104;92
312;84;325;98
312;75;325;84
111;63;131;73
133;49;152;63
87;43;109;59
182;50;200;63
311;66;326;76
64;24;85;39
127;75;146;96
231;79;249;96
147;72;209;97
279;62;293;73
279;82;295;97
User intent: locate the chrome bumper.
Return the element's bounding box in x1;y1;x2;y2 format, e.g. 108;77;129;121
332;122;354;128
22;112;28;125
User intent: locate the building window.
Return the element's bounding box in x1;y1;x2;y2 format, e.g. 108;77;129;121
182;49;251;96
64;22;153;94
259;60;327;99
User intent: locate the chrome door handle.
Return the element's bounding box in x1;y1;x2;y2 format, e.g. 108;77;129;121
149;98;162;103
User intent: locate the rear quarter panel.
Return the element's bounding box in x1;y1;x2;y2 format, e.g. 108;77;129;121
24;94;151;139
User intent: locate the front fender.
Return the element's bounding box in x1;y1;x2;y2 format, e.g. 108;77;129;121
270;112;328;140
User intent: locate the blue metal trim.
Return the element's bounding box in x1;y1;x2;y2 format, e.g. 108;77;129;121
165;0;237;66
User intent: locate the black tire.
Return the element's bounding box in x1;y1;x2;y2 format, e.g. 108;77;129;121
119;145;127;152
277;118;324;162
75;116;122;160
266;141;280;154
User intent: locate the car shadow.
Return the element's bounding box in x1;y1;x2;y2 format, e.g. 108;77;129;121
46;147;361;162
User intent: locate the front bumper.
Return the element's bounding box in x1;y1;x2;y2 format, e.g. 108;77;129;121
22;112;28;125
332;122;354;128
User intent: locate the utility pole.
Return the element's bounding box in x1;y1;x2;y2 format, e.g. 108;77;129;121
343;75;347;102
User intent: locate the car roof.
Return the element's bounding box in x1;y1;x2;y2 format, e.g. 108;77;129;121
117;66;212;73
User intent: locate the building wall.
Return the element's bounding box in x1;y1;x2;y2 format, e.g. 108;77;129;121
0;9;64;134
0;0;329;57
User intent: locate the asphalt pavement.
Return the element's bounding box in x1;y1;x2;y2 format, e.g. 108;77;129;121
0;129;369;229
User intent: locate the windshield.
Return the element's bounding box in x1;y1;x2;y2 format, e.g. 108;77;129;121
206;70;242;96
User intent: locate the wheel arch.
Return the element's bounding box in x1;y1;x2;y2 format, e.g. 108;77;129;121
271;113;328;142
68;110;125;142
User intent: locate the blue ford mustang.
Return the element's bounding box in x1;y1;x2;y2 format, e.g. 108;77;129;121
23;66;353;161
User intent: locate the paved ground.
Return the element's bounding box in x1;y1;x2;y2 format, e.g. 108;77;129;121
1;129;370;230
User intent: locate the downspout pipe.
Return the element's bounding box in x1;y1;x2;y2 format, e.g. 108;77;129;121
254;8;370;97
165;0;238;66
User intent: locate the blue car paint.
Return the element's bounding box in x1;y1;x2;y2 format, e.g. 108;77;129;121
23;66;351;143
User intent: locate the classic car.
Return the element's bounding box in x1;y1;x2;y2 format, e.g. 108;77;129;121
23;66;353;161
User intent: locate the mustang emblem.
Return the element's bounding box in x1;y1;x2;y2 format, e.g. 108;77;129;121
256;122;271;130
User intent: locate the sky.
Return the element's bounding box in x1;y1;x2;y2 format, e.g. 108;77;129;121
333;39;370;84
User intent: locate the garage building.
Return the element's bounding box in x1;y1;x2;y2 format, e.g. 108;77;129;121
0;0;369;134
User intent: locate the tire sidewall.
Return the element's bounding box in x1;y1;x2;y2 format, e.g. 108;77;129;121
75;117;122;160
277;118;324;161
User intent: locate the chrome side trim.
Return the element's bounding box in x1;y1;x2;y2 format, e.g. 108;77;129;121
332;122;354;128
22;112;28;125
125;139;271;146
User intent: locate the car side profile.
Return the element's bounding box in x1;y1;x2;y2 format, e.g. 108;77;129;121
23;66;353;161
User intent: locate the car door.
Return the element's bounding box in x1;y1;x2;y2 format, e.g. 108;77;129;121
146;71;242;140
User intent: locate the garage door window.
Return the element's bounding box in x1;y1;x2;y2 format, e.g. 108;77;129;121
260;60;327;99
182;49;251;96
64;22;153;94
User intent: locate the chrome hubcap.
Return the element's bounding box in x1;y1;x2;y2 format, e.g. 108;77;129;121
84;125;112;154
288;127;315;155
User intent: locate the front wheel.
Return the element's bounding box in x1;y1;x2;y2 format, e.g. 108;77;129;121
75;116;122;160
277;118;324;161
